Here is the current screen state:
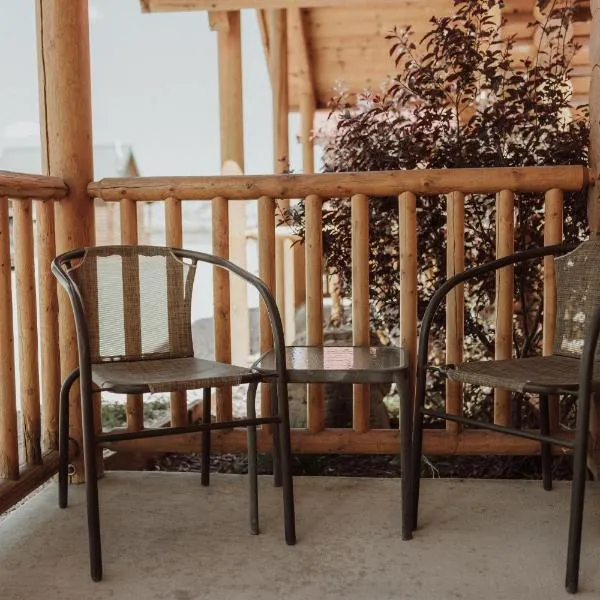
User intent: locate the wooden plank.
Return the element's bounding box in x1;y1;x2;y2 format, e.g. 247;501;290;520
35;200;60;452
351;193;370;434
446;192;465;434
0;196;18;480
399;192;417;396
494;190;515;427
103;427;574;456
89;166;591;201
36;0;95;483
0;171;67;200
13;199;42;466
305;194;324;432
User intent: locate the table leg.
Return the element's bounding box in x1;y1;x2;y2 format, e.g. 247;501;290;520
396;372;413;540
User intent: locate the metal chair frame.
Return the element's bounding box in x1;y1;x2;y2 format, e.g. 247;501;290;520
52;245;296;582
409;243;595;593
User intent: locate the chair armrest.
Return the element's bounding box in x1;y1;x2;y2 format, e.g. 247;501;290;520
416;243;572;379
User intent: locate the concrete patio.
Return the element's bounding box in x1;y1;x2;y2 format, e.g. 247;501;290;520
1;472;599;599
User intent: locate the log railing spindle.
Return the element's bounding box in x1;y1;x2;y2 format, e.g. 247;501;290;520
212;196;233;422
120;198;144;431
446;191;465;434
13;198;42;465
399;192;418;397
165;196;188;427
494;190;515;426
351;193;370;433
0;196;19;479
543;188;564;432
36;199;60;452
305;194;325;432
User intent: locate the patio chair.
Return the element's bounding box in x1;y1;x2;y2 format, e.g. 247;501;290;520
409;240;599;593
52;245;295;582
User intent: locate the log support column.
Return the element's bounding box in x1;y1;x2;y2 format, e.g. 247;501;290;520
36;0;96;483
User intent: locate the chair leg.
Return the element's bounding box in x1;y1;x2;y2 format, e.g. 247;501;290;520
270;382;282;488
397;373;413;541
565;395;592;593
247;382;260;535
276;379;296;545
410;373;427;533
539;394;553;491
80;376;102;582
58;368;79;509
201;388;211;487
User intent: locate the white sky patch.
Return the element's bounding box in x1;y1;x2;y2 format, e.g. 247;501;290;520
4;121;39;139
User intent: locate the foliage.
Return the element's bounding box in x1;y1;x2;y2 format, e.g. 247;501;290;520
287;0;589;420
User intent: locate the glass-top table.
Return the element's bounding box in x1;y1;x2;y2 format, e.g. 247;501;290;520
252;345;413;541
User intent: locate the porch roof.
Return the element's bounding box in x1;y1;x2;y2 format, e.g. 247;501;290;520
139;0;592;109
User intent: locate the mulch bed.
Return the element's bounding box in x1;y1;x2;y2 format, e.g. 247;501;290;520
150;451;574;480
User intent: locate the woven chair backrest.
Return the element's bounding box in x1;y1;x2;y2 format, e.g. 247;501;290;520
67;245;196;363
554;240;600;360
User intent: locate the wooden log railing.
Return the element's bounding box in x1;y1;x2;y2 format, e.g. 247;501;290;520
88;165;590;458
0;170;72;514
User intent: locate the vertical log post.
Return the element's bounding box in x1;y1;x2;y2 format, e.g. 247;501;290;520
305;194;324;432
446;192;465;434
399;192;418;396
120;199;144;431
37;0;95;482
212;195;232;421
494;190;515;427
271;8;291;340
36;200;60;452
0;196;18;480
543;188;563;432
352;194;370;433
13;199;42;465
586;0;600;478
212;10;250;373
258;196;276;431
165;196;188;427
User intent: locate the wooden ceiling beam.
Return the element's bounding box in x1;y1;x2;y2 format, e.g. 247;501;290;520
141;0;448;13
288;8;315;105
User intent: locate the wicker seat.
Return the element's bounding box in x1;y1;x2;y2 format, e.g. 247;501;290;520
52;245;295;582
409;241;600;593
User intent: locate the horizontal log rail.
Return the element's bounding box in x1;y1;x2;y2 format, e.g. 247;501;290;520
88;165;590;201
101;428;575;456
0;170;68;200
86;165;591;465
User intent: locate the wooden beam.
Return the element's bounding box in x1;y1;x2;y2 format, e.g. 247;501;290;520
142;0;448;13
0;171;67;200
215;11;250;370
89;165;591;201
288;8;315;102
36;0;95;484
101;427;574;456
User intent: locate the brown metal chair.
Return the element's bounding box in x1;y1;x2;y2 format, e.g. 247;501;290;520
52;245;295;582
410;241;599;593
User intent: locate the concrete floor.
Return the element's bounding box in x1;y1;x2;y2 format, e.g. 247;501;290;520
1;473;599;600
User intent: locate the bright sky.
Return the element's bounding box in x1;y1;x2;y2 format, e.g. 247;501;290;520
0;0;305;176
